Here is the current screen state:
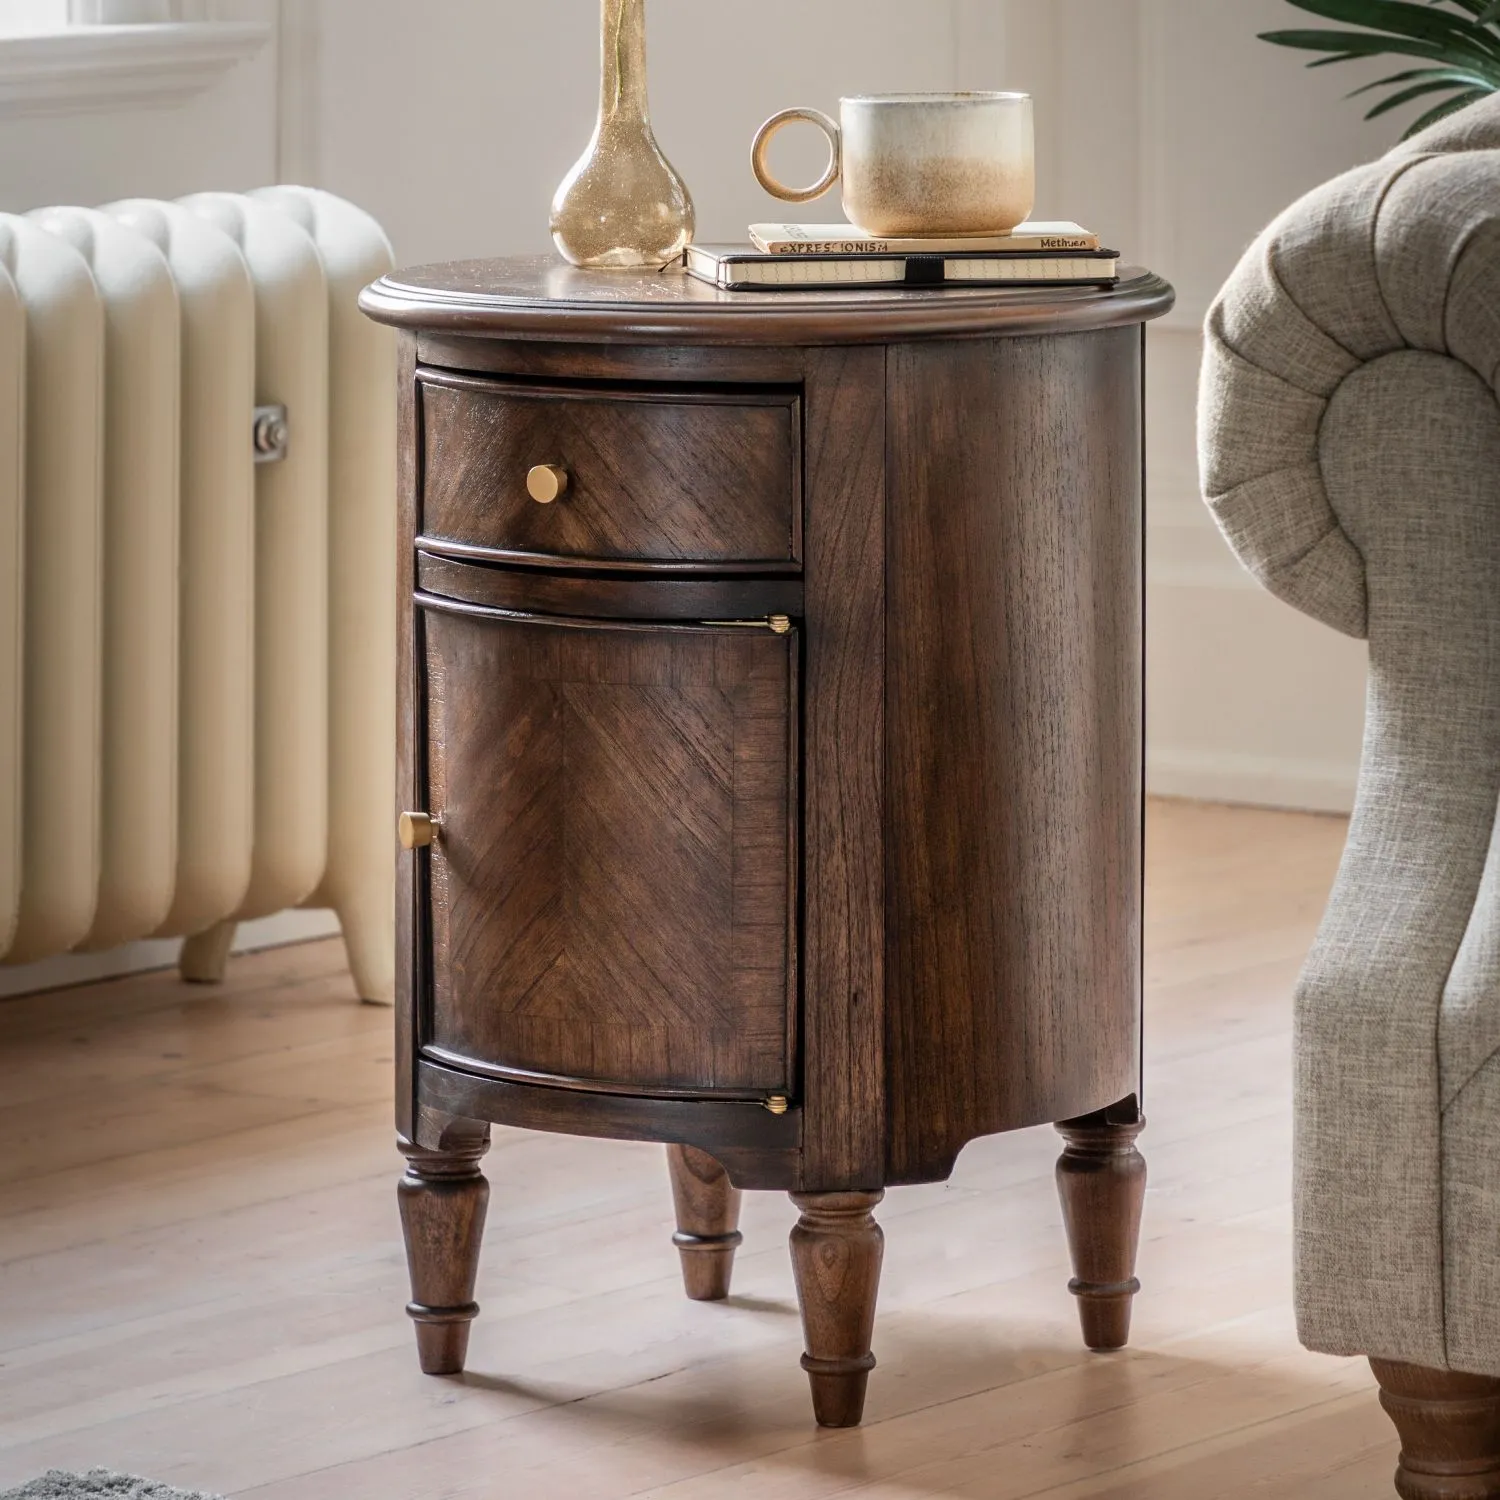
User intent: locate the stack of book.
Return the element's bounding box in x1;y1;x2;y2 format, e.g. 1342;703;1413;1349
684;221;1117;292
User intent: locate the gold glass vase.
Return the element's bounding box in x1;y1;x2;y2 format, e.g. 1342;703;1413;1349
550;0;695;269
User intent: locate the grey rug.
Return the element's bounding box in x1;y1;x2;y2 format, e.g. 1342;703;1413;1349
0;1474;223;1500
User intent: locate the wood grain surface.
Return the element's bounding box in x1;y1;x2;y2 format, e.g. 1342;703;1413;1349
797;347;887;1191
883;328;1145;1183
418;371;800;570
414;551;803;623
360;258;1175;345
394;333;420;1141
397;1123;491;1374
666;1145;744;1302
420;603;798;1099
416;1058;802;1190
788;1190;885;1428
1056;1099;1148;1352
417;334;805;388
1371;1359;1500;1500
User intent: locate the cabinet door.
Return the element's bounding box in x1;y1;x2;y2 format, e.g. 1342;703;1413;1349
419;604;798;1099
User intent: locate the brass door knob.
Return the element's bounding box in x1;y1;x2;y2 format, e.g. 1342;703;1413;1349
398;811;437;850
526;464;569;504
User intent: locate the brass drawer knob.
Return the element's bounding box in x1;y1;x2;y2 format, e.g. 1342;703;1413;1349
526;464;570;504
398;811;437;850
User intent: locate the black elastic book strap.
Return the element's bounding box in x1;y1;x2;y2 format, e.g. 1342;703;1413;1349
904;255;946;286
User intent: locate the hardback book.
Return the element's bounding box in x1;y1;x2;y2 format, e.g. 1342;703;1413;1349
684;243;1120;293
749;220;1100;255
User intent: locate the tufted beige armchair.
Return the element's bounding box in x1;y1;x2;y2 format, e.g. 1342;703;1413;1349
1198;95;1500;1500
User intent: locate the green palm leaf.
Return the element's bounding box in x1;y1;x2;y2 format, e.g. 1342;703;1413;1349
1280;0;1500;60
1261;1;1500;132
1259;27;1495;70
1404;83;1491;128
1290;3;1496;61
1429;0;1496;19
1362;76;1484;112
1345;63;1498;93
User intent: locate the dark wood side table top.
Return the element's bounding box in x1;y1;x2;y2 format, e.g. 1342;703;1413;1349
361;256;1174;343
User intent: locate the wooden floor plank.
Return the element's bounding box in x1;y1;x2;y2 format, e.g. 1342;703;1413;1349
0;800;1380;1499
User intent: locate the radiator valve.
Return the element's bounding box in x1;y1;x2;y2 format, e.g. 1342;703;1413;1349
253;404;289;463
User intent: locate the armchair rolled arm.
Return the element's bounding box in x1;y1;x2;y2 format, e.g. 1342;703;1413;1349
1198;95;1500;641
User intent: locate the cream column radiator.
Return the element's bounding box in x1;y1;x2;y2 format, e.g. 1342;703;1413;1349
0;188;397;1005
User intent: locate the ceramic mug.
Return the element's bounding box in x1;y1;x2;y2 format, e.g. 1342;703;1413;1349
751;92;1035;238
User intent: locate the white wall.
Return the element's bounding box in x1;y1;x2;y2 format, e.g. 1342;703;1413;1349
287;0;960;265
1143;0;1397;813
0;0;278;209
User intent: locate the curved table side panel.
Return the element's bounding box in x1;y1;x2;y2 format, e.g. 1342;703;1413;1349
884;326;1144;1184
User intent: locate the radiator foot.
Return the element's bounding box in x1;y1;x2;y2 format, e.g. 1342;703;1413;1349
180;919;236;984
338;899;395;1007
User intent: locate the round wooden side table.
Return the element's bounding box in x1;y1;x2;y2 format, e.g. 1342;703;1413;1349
361;258;1175;1428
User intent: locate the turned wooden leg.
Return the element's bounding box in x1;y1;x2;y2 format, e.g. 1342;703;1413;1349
666;1144;743;1301
1372;1359;1500;1500
1056;1096;1146;1352
397;1125;490;1375
788;1190;884;1428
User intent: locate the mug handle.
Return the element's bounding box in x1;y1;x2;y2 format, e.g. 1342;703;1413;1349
752;108;842;203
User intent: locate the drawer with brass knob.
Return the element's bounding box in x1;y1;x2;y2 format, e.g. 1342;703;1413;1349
415;369;802;572
525;463;569;504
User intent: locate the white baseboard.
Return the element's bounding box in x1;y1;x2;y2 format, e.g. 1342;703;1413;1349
1148;747;1357;815
0;907;342;999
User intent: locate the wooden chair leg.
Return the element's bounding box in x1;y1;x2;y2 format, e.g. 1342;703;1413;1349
788;1189;884;1428
1372;1359;1500;1500
397;1123;490;1375
666;1144;743;1301
1055;1095;1146;1351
